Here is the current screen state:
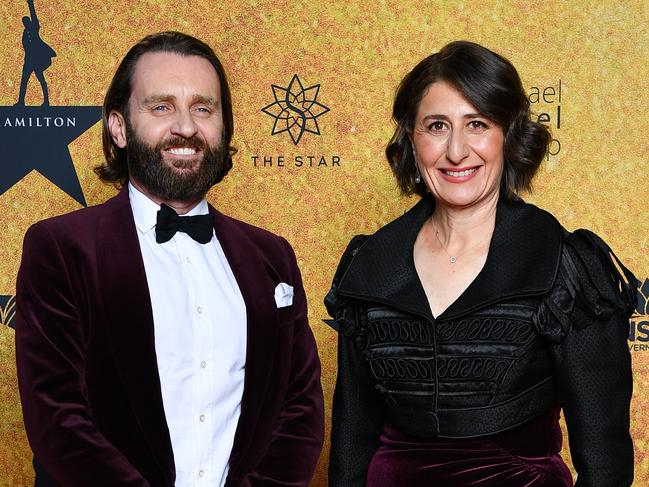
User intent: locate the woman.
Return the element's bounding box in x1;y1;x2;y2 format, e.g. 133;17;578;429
326;41;636;487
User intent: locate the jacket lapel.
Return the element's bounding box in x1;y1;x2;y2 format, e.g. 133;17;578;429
338;195;434;319
96;188;174;483
210;208;280;473
338;194;564;321
96;191;283;477
440;197;563;319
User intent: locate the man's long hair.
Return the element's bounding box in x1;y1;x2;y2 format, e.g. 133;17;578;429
95;31;236;187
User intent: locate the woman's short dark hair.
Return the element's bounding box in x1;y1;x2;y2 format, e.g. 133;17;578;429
95;31;236;187
386;40;550;199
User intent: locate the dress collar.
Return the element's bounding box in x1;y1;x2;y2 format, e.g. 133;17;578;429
337;193;564;321
128;182;210;235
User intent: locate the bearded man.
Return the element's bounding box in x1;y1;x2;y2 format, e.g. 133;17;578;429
15;31;324;487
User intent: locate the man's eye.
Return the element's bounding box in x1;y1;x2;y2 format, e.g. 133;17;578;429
153;105;169;112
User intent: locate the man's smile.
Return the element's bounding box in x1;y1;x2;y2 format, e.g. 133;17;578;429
165;147;198;155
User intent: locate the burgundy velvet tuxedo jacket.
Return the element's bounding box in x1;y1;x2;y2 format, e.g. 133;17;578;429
15;187;324;487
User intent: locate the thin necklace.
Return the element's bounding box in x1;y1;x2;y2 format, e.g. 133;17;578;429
431;220;492;265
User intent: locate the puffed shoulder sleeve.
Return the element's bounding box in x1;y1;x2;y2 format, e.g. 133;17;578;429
325;235;384;487
536;229;636;487
533;229;637;342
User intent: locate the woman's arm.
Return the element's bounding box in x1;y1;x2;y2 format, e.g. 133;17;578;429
553;311;633;486
552;230;635;486
329;318;385;486
326;235;385;486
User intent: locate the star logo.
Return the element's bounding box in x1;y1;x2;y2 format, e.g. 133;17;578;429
261;74;330;145
0;106;102;206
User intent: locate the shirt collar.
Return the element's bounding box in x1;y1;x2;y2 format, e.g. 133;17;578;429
128;182;210;234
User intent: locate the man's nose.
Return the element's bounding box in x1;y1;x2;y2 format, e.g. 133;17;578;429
170;109;198;139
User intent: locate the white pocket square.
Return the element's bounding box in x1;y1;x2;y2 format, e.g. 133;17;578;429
274;282;294;308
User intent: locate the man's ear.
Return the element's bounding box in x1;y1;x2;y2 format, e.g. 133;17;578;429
108;111;128;149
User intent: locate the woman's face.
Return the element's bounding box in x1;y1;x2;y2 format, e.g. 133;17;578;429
410;81;505;209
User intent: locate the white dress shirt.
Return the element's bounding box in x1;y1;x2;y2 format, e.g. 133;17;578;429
129;183;246;487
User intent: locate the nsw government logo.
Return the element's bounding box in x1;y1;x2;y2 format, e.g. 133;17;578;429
254;74;340;169
629;278;649;351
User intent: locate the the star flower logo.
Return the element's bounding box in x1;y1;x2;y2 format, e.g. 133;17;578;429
261;74;330;145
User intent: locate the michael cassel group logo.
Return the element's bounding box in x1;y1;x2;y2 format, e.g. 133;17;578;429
629;278;649;351
253;73;341;169
528;80;561;164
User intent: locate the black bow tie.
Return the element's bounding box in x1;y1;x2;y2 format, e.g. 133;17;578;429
155;204;214;244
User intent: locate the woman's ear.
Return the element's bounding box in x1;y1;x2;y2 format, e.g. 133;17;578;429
408;132;417;160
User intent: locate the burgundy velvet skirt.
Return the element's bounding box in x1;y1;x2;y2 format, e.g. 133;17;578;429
366;408;573;486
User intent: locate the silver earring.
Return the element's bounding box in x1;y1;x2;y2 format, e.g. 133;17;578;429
414;166;421;184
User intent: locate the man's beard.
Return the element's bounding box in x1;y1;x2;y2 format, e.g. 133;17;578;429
125;121;225;202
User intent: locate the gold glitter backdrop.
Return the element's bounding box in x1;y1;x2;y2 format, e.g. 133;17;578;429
1;0;648;485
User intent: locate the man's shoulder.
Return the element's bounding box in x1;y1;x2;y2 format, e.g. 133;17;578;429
20;200;116;268
32;204;104;230
214;210;297;271
217;212;290;250
26;192;122;243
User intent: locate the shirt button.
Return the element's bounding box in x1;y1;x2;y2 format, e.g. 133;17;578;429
197;305;203;314
186;256;192;264
199;414;206;422
198;469;204;478
200;361;207;369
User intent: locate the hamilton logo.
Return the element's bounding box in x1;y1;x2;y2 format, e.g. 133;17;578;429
0;296;16;330
261;74;330;145
0;0;101;206
629;278;649;350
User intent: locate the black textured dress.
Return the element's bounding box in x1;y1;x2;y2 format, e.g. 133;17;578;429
326;194;636;487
